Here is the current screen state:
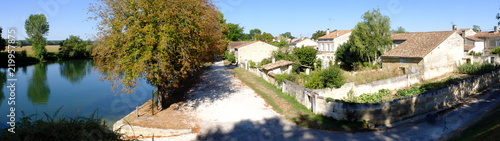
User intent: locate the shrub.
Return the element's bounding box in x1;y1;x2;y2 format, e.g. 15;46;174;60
304;66;345;89
344;89;391;103
491;47;500;55
458;63;498;75
0;108;121;140
249;61;256;68
397;86;425;97
275;74;298;84
293;47;317;67
225;51;236;63
260;58;272;66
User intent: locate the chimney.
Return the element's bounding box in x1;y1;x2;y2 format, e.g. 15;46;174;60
452;25;457;31
495;26;499;33
462;30;466;38
336;32;338;37
326;29;330;35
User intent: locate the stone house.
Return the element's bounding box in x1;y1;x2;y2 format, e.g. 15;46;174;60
474;26;500;51
289;38;318;48
227;41;279;66
316;30;351;68
381;31;464;80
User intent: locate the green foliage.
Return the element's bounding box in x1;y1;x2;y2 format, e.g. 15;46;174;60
469;51;482;56
335;42;355;70
420;77;460;90
0;108;122;140
293;47;318;67
60;35;92;59
472;25;481;32
326;97;334;102
275;73;298;84
249;61;256;68
315;58;322;70
226;23;245;41
90;0;226;109
279;32;295;39
391;26;407;33
458;63;499;75
491;47;500;55
397;86;425;97
272;39;289;48
260;58;272;66
25;14;49;61
305;66;345;89
254;32;274;43
0;28;5;51
339;8;393;69
311;30;326;40
272;50;296;62
344;89;391;103
249;28;262;38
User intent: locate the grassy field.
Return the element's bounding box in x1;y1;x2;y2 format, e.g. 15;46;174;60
232;67;368;131
6;45;61;56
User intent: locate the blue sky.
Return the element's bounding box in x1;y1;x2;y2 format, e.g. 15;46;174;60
1;0;499;40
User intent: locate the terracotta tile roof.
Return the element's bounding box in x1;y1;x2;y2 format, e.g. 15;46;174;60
465;36;483;41
290;38;309;44
228;41;258;49
474;32;500;37
391;33;414;40
464;45;475;51
382;31;457;58
261;60;294;70
318;30;351;39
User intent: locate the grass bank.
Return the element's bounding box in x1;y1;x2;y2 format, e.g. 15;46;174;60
232;67;368;131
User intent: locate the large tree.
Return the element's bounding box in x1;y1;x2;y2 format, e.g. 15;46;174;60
254;32;273;43
90;0;226;110
249;28;262;39
279;32;295;40
346;8;392;66
25;14;49;61
226;23;244;41
311;30;326;40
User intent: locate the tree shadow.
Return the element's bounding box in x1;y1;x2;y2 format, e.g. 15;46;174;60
181;63;238;108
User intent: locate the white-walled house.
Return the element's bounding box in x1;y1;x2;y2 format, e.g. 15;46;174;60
227;41;279;66
316;30;351;68
382;31;464;80
289;38;318;48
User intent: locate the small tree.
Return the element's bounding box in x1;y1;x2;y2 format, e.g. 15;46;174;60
305;66;345;89
60;35;91;58
0;27;5;51
472;25;481;32
311;30;326;40
293;47;317;67
25;14;49;61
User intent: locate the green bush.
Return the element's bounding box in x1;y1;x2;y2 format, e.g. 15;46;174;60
225;51;236;63
397;86;426;97
344;89;391;103
458;63;498;75
275;74;298;84
249;61;256;68
304;66;345;89
260;58;272;66
491;47;500;55
0;108;122;140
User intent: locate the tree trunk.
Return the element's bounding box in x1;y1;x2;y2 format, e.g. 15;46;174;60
156;85;169;110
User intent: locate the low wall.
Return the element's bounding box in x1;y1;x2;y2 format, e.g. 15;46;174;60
245;64;500;126
314;73;422;99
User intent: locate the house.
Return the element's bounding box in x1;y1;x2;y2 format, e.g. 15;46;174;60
227;41;279;66
381;31;464;80
289;38;318;48
316;30;352;68
474;26;500;51
261;60;294;75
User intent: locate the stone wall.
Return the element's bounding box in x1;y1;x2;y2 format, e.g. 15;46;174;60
313;72;422;99
244;63;500;127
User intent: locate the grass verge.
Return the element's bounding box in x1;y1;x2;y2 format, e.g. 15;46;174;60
232;67;368;131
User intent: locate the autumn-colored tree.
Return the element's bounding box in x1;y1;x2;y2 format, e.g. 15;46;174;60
90;0;226;110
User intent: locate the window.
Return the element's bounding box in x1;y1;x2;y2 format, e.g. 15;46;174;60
496;41;500;47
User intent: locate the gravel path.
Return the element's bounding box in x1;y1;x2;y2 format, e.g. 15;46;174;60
144;61;500;141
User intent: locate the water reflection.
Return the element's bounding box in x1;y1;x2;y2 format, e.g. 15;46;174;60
0;71;5;107
59;60;91;84
27;63;50;105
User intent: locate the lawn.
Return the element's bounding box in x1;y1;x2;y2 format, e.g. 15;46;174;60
6;45;61;56
232;67;369;131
